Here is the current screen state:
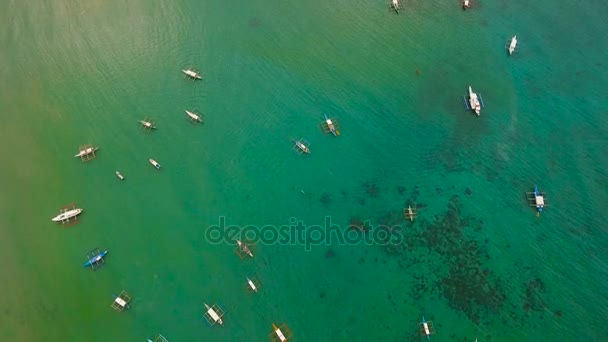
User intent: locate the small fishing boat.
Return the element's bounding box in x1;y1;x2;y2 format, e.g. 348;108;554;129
185;110;202;123
237;240;254;258
420;316;435;341
115;171;125;180
52;208;83;222
74;146;99;158
508;35;518;55
83;250;108;267
182;69;202;80
468;86;481;116
139;119;156;129
149;158;161;170
462;0;470;9
390;0;400;13
295;140;310;154
324;114;339;136
204;303;224;326
533;185;544;213
247;277;258;293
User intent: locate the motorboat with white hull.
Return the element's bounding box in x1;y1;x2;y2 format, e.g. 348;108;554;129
182;69;202;80
508;35;518;55
149;158;161;170
186;110;203;123
52;208;83;222
139;119;157;130
390;0;401;13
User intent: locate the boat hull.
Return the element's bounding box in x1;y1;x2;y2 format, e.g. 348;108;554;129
83;250;108;267
52;208;83;222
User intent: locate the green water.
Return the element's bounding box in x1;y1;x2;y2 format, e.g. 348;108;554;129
1;0;607;341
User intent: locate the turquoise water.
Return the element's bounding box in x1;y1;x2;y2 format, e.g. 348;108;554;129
1;0;607;341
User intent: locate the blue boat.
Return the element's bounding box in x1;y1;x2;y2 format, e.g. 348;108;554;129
83;250;108;267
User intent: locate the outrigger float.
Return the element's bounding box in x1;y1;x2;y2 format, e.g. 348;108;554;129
185;110;203;123
320;114;340;136
75;144;99;162
292;138;310;154
203;303;225;327
270;323;292;342
235;239;254;259
507;35;518;55
115;171;125;180
83;248;108;270
52;203;83;226
526;185;548;216
463;86;484;116
147;334;169;342
139;118;157;130
182;68;202;80
404;205;418;222
389;0;401;13
149;158;161;170
111;290;131;312
244;276;261;293
419;316;435;341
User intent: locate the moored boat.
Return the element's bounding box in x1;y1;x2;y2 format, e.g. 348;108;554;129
115;171;125;180
52;208;83;222
508;35;518;55
185;110;202;123
149;158;161;170
324;114;339;136
295;141;310;154
74;146;99;158
182;69;202;80
83;250;108;267
468;86;481;116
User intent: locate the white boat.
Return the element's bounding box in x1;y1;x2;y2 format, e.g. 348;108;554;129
204;303;224;325
246;277;258;292
185;110;202;123
462;0;470;9
508;35;518;55
468;86;481;116
182;69;202;80
149;158;161;170
237;240;254;258
295;141;310;154
74;146;99;158
115;171;124;180
390;0;400;13
139;120;156;129
52;208;83;222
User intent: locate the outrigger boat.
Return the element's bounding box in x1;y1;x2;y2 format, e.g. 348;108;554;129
115;171;124;180
468;86;482;116
508;35;518;55
526;185;547;216
139;119;157;129
52;208;83;222
419;316;435;341
237;240;254;258
462;0;470;10
292;139;310;154
182;69;202;80
149;158;161;170
323;114;339;136
270;323;292;342
185;110;202;123
390;0;401;13
83;250;108;267
204;303;224;326
74;146;99;158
